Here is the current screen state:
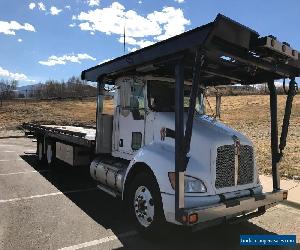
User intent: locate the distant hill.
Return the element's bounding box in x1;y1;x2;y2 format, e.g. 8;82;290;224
17;83;43;93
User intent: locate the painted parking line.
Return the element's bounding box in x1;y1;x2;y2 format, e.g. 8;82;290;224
0;188;97;204
1;151;15;153
57;230;138;250
0;170;51;176
24;150;37;154
0;159;24;162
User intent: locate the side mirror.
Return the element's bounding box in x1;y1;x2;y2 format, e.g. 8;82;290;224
215;93;222;119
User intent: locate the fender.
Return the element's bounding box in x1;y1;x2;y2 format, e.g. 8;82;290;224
122;142;176;199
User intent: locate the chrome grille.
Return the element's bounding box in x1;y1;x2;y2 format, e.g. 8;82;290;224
215;145;235;188
215;144;254;189
237;145;254;185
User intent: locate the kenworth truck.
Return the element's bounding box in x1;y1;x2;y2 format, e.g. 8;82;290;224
23;14;299;233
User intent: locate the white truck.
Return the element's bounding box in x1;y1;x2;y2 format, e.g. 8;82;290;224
24;14;299;233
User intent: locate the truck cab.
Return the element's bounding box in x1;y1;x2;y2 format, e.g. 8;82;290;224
90;75;263;230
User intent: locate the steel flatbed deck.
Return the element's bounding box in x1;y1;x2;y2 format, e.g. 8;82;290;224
23;123;96;148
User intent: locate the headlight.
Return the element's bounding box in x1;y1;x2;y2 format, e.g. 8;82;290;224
184;175;207;193
168;172;207;193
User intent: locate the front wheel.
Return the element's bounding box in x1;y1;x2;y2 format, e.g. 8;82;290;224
128;172;166;235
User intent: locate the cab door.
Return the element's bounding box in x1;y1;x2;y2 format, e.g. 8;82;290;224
113;79;145;159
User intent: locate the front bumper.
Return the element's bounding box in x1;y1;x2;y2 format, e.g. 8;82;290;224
182;189;287;230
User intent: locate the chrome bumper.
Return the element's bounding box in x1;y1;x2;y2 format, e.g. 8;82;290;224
183;189;287;229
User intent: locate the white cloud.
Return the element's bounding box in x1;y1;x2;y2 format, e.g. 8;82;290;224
77;2;160;37
50;6;62;16
88;0;101;6
17;38;22;42
65;5;71;10
39;53;96;66
138;0;142;4
118;36;154;48
128;47;138;52
38;2;46;11
98;58;112;65
69;23;76;28
79;22;93;31
0;66;30;81
75;2;190;49
174;0;185;3
29;3;36;10
0;21;35;35
147;7;190;41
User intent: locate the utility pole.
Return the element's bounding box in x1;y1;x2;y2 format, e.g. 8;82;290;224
123;25;126;54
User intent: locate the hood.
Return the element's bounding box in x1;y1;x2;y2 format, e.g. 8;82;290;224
152;112;257;195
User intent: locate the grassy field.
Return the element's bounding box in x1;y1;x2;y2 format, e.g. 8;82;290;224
0;95;299;176
206;95;300;178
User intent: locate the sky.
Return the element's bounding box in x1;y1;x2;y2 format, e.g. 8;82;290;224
1;0;300;86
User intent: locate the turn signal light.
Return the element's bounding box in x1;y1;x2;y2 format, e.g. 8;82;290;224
271;39;275;47
188;213;198;224
283;191;288;200
282;44;287;52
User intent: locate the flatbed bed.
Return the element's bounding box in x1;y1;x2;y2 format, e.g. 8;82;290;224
23;123;96;148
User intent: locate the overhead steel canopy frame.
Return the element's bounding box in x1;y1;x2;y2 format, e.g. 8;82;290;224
82;14;300;223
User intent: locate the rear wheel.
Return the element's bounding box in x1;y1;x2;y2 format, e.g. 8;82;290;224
128;172;166;235
37;138;44;162
46;140;56;167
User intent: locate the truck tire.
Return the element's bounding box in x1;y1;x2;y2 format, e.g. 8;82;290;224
128;172;166;235
46;140;56;167
37;139;44;162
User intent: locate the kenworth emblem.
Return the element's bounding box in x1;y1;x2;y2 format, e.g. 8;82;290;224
232;135;241;186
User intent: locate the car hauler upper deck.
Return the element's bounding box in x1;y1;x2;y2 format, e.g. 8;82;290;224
24;14;299;233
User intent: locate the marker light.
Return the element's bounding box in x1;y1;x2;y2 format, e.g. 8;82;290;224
282;44;287;52
283;191;288;200
188;213;198;224
271;39;275;47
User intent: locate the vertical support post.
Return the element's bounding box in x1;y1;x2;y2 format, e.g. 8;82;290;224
268;80;280;190
175;59;185;221
216;93;221;119
95;78;105;154
184;51;204;154
279;78;296;154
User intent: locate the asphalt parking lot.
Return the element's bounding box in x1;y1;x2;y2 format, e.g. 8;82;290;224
0;137;299;250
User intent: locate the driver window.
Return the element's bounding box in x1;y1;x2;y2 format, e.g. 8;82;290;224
147;80;203;113
147;81;175;112
130;84;145;120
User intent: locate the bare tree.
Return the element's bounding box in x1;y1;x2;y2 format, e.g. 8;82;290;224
31;76;96;99
0;79;18;104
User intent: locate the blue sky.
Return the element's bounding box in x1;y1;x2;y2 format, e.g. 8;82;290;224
0;0;300;86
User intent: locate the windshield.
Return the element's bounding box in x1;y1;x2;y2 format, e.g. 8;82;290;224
147;80;205;114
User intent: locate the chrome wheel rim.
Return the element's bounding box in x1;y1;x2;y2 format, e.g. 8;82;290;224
134;186;154;227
